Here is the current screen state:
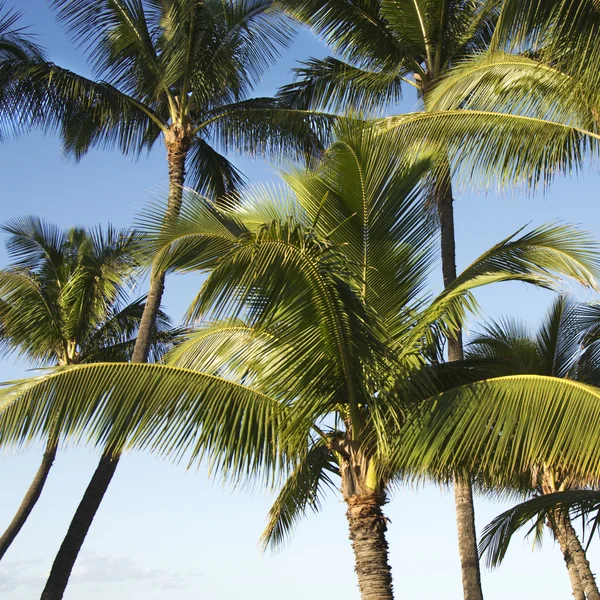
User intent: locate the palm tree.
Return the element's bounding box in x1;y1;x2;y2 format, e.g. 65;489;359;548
0;217;172;560
7;2;332;597
275;3;509;596
465;297;600;600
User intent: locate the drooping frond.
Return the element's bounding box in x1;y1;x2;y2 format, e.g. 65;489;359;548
479;490;600;568
396;375;600;484
375;109;600;191
200;98;337;163
278;57;410;113
0;362;289;483
261;440;338;549
399;223;600;360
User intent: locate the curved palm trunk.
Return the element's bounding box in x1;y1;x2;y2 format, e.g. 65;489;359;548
559;514;600;600
553;515;586;600
0;437;57;560
437;171;484;600
40;131;191;600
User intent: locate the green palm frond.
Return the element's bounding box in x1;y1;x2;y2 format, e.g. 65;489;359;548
278;57;411;113
0;269;64;364
396;374;600;483
139;189;244;274
398;223;600;359
0;4;45;62
0;362;289;482
261;440;338;549
427;52;596;128
201;99;337;162
185;138;246;199
375;109;600;190
284;123;436;323
479;490;600;568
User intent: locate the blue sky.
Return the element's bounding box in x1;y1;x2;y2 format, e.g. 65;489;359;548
1;1;600;598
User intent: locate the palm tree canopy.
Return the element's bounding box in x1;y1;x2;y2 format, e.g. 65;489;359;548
13;0;335;198
0;216;172;365
0;4;44;62
277;0;501;113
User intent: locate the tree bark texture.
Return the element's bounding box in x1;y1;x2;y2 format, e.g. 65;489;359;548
40;130;192;600
559;515;600;600
437;168;483;600
132;129;190;364
553;515;586;600
454;479;483;600
0;438;57;561
40;454;119;600
346;493;394;600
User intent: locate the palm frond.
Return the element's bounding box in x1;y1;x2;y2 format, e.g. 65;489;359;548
261;440;338;549
0;362;290;483
397;374;600;484
479;490;600;568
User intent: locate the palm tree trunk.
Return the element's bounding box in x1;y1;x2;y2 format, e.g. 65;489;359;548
559;514;600;600
437;169;484;600
0;437;57;561
39;131;191;600
553;515;586;600
132;129;190;364
345;493;393;600
40;454;118;600
453;479;483;600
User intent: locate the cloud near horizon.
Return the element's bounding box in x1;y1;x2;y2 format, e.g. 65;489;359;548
0;552;203;593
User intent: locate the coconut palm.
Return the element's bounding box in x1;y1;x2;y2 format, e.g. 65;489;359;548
464;296;600;599
276;2;506;595
7;128;597;599
0;217;173;561
11;2;333;596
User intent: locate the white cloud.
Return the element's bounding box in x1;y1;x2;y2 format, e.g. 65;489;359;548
0;552;202;593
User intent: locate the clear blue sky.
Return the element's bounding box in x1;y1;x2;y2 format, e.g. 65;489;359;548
1;1;600;599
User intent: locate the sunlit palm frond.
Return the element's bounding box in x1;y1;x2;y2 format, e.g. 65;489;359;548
0;362;290;483
397;375;600;483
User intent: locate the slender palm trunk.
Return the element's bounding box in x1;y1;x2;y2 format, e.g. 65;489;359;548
345;492;393;600
40;130;191;600
40;455;118;600
559;514;600;600
554;515;586;600
437;170;484;600
0;437;57;560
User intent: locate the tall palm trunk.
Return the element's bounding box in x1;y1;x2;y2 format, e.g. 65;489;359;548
345;493;393;600
553;515;586;600
0;436;57;560
437;171;484;600
557;514;600;600
340;451;393;600
40;130;191;600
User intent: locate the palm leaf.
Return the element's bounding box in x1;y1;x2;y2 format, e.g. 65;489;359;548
261;440;338;549
0;362;289;483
